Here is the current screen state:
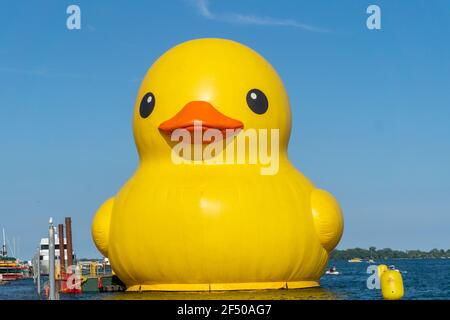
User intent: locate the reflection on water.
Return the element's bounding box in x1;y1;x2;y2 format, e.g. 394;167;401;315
2;259;450;300
107;287;337;300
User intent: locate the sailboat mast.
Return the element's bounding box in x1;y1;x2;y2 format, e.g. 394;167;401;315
2;228;6;256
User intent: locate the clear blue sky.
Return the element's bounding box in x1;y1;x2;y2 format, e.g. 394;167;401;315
1;0;449;259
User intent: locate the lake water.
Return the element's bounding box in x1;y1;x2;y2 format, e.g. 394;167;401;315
1;259;449;300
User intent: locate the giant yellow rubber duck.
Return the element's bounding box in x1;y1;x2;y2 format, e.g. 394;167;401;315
92;38;344;291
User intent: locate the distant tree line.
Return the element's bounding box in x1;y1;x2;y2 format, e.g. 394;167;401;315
330;247;450;260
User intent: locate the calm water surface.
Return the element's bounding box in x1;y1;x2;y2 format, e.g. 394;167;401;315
1;259;449;300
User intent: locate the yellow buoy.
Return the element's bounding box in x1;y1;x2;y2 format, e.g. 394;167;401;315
377;264;388;281
381;270;404;300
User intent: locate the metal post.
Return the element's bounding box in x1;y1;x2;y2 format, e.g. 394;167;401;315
36;248;41;296
48;218;56;300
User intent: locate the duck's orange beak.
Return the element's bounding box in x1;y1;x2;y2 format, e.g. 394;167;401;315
159;101;244;136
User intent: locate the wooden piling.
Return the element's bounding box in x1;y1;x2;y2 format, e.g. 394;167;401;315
58;224;66;275
65;217;73;267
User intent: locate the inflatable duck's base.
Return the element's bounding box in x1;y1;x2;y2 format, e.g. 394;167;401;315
126;281;320;292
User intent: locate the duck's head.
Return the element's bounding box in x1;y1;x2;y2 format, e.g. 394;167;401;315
133;38;291;161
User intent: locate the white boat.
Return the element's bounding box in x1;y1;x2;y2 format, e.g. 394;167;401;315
388;265;398;271
325;267;340;275
325;270;340;275
37;236;75;275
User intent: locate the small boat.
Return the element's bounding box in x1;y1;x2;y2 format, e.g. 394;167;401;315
388;265;400;271
325;267;340;275
348;258;362;263
387;265;407;273
325;270;340;275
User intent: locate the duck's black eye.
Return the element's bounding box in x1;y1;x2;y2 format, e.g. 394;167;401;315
140;92;155;118
246;89;268;114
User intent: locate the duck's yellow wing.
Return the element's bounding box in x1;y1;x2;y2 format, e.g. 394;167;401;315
91;197;114;257
311;189;344;252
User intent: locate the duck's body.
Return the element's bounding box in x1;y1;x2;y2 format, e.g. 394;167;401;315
92;38;343;291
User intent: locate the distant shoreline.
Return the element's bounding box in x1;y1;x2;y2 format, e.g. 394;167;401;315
330;247;450;260
330;257;450;261
77;248;450;262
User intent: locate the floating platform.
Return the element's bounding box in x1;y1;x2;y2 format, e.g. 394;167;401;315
81;274;125;293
